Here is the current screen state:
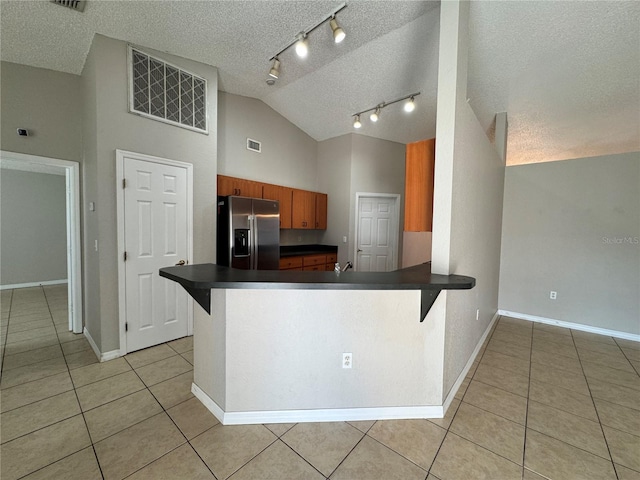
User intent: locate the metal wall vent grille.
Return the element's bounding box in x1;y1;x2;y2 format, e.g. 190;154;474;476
128;47;208;134
50;0;86;12
247;138;262;153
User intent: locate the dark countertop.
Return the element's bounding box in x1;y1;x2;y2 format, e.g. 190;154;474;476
280;244;338;257
160;263;475;322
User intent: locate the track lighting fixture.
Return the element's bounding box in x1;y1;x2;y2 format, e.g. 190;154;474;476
351;92;420;128
295;33;309;58
268;58;280;79
330;17;346;43
370;106;381;122
267;2;347;80
404;96;416;113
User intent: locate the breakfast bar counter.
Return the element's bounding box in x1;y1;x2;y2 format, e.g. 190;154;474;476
159;263;475;425
159;262;475;321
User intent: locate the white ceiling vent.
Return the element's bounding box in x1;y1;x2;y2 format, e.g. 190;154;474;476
247;138;261;153
50;0;86;12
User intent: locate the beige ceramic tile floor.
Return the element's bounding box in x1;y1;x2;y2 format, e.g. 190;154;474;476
1;285;639;479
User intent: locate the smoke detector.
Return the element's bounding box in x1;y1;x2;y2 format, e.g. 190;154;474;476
50;0;86;12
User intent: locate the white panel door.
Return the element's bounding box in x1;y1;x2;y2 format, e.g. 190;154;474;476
356;195;398;272
123;156;189;352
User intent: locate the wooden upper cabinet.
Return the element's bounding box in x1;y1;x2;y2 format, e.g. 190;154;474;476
292;189;316;229
315;193;327;230
217;175;263;198
263;184;293;229
404;139;435;232
218;175;327;230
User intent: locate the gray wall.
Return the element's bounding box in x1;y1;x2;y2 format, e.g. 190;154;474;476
0;169;67;286
499;152;640;334
218;91;318;191
432;0;505;398
82;35;218;353
318;134;353;265
0;62;83;162
317;134;406;267
218;91;322;246
349;134;406;268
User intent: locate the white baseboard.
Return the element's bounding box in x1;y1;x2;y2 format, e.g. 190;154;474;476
498;310;640;342
83;327;122;362
442;311;500;414
192;383;444;426
0;279;68;290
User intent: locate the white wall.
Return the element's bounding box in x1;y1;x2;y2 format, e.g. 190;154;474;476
0;169;67;286
82;35;218;353
0;62;83;162
499;152;640;335
432;1;505;397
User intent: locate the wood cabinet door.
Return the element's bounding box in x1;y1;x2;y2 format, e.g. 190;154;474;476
217;175;236;196
238;179;263;198
217;175;263;198
263;184;293;229
315;193;327;229
292;189;316;229
404;139;435;231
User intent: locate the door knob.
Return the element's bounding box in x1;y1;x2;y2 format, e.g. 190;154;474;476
357;249;363;252
175;259;188;266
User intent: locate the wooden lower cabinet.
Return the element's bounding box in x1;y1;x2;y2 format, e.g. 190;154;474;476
280;253;338;271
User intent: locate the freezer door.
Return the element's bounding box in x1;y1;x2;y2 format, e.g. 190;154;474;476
229;196;252;269
252;199;280;270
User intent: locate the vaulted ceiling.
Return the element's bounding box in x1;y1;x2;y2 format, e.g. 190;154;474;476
1;0;638;165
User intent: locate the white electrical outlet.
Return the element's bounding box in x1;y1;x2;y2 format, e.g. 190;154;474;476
550;291;557;300
343;236;347;243
342;353;352;369
94;239;98;252
476;309;480;320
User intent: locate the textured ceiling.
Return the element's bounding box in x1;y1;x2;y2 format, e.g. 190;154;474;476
1;0;638;165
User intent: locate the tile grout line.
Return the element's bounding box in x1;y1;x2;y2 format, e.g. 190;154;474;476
118;345;223;480
44;284;108;480
0;289;15;379
425;317;501;477
570;328;620;480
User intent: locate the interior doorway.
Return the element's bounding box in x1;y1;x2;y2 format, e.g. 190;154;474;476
0;150;83;333
354;193;401;272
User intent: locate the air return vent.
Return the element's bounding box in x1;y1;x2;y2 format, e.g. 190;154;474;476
128;46;208;134
50;0;86;12
247;138;261;153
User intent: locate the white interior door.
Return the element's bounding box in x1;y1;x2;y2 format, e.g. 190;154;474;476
355;194;399;272
119;151;192;353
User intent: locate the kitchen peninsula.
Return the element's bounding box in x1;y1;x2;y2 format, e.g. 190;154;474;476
160;263;475;425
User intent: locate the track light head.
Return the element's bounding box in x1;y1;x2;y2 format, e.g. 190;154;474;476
268;58;280;79
370;106;381;122
404;96;416;113
295;34;309;58
330;17;346;43
353;115;362;129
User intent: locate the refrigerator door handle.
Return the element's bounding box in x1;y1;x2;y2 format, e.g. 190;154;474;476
252;216;259;270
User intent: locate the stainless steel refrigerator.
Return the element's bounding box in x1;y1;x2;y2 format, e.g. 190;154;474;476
217;196;280;270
